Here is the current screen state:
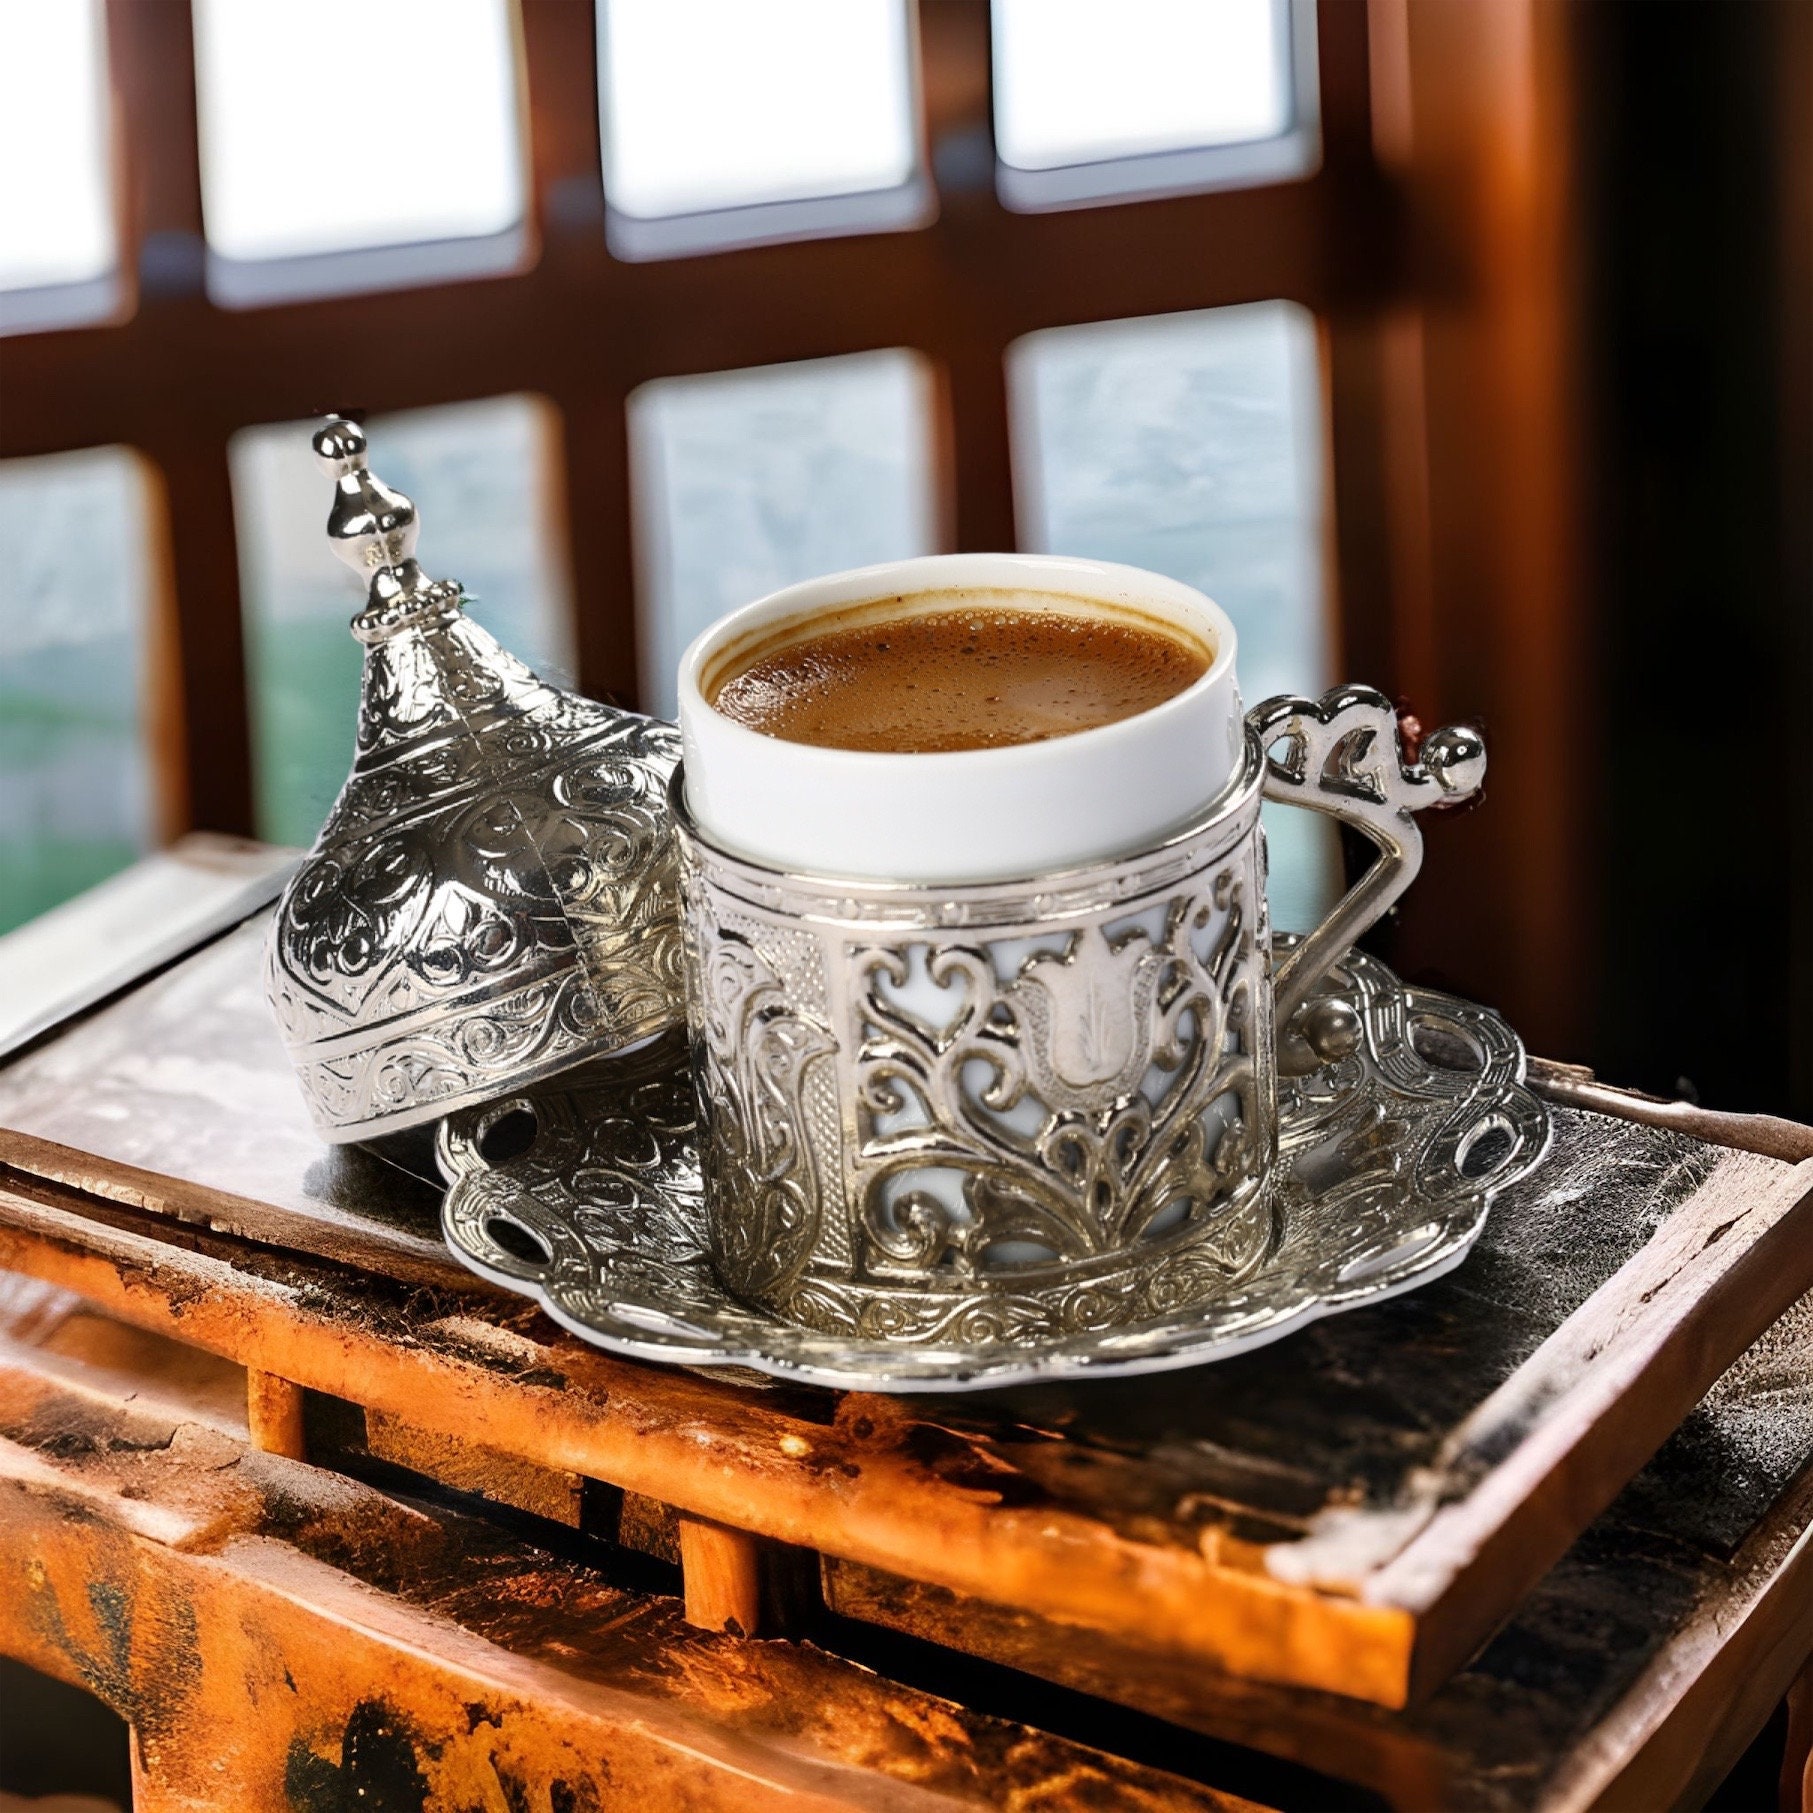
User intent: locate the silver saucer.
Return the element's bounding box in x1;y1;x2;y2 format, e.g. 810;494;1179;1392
436;951;1550;1391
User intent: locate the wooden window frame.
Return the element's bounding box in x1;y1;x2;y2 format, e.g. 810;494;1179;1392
0;0;1589;1055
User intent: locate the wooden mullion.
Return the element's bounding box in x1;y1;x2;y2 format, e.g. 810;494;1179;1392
141;423;255;835
94;0;254;838
514;0;638;707
555;384;640;708
940;329;1018;553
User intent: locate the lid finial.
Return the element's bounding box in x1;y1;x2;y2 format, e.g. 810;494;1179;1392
313;414;459;641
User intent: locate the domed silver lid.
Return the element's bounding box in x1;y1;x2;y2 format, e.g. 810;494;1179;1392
264;417;683;1142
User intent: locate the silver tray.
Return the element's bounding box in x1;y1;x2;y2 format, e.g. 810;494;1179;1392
437;950;1551;1391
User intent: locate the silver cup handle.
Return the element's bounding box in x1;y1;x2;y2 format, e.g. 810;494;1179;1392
1247;685;1486;1029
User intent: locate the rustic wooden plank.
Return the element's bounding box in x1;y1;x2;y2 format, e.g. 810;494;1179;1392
0;1173;1419;1704
1269;1151;1813;1697
1529;1466;1813;1812
0;837;295;1061
825;1273;1813;1811
7;921;1813;1708
6;1126;1813;1721
0;919;470;1292
823;1556;1451;1810
364;1406;589;1529
0;1349;1264;1812
826;1455;1813;1813
1784;1658;1813;1813
1529;1058;1813;1164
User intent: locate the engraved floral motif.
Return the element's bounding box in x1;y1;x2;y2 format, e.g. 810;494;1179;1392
265;606;685;1140
688;936;835;1301
677;781;1281;1340
849;871;1266;1288
438;950;1551;1390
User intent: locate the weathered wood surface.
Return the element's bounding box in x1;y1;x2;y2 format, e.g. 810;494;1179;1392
2;1139;1810;1723
4;917;1813;1711
825;1265;1813;1811
0;918;465;1291
0;836;296;1063
828;1453;1813;1812
5;1263;1811;1812
0;1306;1254;1811
1526;1057;1813;1165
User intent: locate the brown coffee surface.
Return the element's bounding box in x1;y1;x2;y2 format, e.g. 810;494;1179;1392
709;600;1210;753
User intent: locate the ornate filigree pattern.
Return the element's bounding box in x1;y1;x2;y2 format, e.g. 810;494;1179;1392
439;950;1551;1391
689;936;835;1300
265;609;685;1140
674;764;1281;1341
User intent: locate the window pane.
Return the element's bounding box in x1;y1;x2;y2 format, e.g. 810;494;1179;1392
629;350;939;718
0;0;116;330
1009;302;1336;929
991;0;1314;209
233;396;574;847
0;449;157;932
193;0;524;300
599;0;923;257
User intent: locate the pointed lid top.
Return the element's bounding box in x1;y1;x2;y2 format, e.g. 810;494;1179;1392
263;417;684;1143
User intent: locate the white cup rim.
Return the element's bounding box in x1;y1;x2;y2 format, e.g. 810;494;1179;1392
676;552;1239;777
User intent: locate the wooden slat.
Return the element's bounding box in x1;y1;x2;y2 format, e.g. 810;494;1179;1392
679;1517;767;1637
4;1125;1811;1713
1374;1152;1813;1697
0;920;469;1293
1532;1466;1813;1813
6;916;1813;1708
0;1173;1421;1705
0;1350;1249;1811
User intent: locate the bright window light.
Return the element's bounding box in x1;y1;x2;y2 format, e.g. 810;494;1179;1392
193;0;523;267
0;448;157;932
599;0;920;253
629;351;939;718
0;0;115;300
992;0;1312;208
1009;302;1335;927
233;397;573;846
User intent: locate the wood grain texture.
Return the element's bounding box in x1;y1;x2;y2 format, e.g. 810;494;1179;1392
1783;1658;1813;1813
6;924;1813;1708
0;1344;1254;1811
1367;1152;1813;1696
1530;1465;1813;1813
820;1273;1813;1809
826;1453;1813;1811
0;920;469;1293
364;1407;588;1528
0;1172;1419;1703
1530;1059;1813;1164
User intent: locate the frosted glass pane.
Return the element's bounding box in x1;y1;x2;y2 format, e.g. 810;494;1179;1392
600;0;916;218
629;350;939;719
234;396;574;848
0;0;114;291
994;0;1290;170
1009;302;1336;930
194;0;523;264
0;449;156;933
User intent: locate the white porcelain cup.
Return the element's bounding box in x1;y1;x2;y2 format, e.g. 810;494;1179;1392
677;552;1244;884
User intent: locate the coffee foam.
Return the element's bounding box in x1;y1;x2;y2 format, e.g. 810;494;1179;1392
706;587;1212;755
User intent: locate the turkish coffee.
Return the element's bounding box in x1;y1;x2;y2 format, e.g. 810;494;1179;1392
707;589;1211;754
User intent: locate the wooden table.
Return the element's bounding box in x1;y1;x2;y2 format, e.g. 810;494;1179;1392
2;862;1811;1810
